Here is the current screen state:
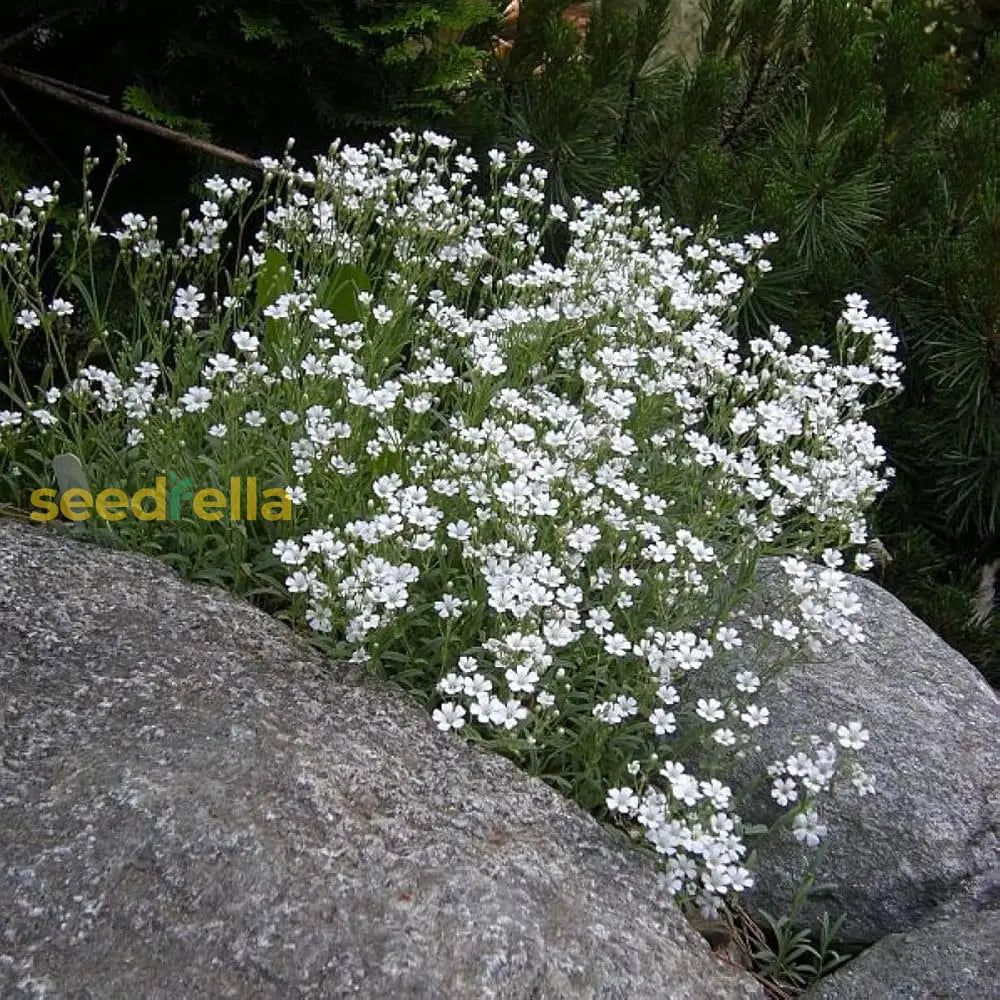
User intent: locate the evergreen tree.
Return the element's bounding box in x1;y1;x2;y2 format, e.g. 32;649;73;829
452;0;1000;681
0;1;501;171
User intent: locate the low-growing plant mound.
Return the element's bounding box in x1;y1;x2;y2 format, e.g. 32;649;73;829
1;131;899;932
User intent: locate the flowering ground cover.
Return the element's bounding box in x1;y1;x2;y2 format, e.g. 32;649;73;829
0;131;901;931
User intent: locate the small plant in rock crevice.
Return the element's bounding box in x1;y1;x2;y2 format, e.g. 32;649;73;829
734;856;855;997
1;131;898;933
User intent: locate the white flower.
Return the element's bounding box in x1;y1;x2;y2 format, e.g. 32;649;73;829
715;626;742;650
232;329;259;353
649;708;677;735
586;607;614;634
734;670;760;693
696;698;725;723
606;787;638;814
432;702;466;732
173;284;205;321
771;618;800;641
434;594;466;620
310;308;336;330
437;672;465;696
285;570;313;593
855;552;874;572
604;632;632;657
31;409;57;427
272;539;305;566
447;520;473;541
771;777;797;806
792;810;828;848
24;185;55;207
740;704;770;728
179;386;212;413
836;720;870;750
505;663;540;693
657;684;680;706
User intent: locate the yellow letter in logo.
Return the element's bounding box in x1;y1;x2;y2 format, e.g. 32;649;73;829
261;488;292;522
29;488;59;521
96;488;129;522
193;488;226;522
131;477;167;521
60;487;94;521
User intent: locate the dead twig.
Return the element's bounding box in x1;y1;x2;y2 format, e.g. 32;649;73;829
0;62;263;171
12;66;110;104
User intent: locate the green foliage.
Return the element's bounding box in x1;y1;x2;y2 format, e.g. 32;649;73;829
0;140;888;952
255;248;295;311
122;86;213;140
749;900;850;992
2;0;995;679
880;526;1000;685
0;135;47;213
0;1;502;158
876;82;1000;548
450;0;1000;681
318;264;371;325
255;248;370;333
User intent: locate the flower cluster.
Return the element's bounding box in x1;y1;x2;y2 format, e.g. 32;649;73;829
0;130;896;917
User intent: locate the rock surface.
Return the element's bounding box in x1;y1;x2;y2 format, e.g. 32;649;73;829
0;521;763;1000
720;560;1000;946
803;908;1000;1000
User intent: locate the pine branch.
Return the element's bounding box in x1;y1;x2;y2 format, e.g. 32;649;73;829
719;44;769;150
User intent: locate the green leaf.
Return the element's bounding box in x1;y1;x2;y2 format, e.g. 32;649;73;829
317;264;371;324
255;248;294;309
361;5;440;37
52;452;91;500
236;10;291;48
121;85;212;140
379;651;414;664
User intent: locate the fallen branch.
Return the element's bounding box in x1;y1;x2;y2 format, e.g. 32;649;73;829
0;63;263;171
16;67;110;104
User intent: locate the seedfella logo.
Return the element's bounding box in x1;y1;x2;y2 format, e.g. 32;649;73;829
30;472;292;522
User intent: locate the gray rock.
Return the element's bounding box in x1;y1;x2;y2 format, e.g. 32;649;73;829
803;908;1000;1000
717;560;1000;946
0;521;764;1000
